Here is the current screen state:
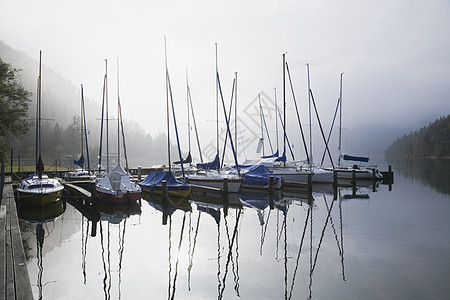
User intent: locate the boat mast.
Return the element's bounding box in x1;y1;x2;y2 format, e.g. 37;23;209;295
117;59;120;167
164;36;171;171
234;71;238;159
80;84;84;166
105;59;109;173
215;43;219;157
274;87;279;155
338;72;343;167
282;53;286;166
38;51;42;165
186;69;191;157
307;63;313;165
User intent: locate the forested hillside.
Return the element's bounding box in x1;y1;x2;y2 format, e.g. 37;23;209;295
0;41;174;167
384;115;450;158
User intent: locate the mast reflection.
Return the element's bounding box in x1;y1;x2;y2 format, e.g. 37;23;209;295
17;200;65;300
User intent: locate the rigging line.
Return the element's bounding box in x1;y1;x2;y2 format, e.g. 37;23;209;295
167;71;186;179
311;194;337;273
323;194;342;255
98;73;107;173
259;94;275;156
217;71;240;173
320;97;340;166
286;62;310;164
188;211;202;290
219;209;242;299
277;108;295;160
221;78;236;168
187;83;203;163
309;89;335;168
288;207;311;300
260;209;272;255
170;213;187;300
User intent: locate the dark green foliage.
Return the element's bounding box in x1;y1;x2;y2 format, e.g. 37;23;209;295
0;58;31;163
385;115;450;158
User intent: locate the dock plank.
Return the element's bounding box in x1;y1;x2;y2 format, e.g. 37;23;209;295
1;178;33;300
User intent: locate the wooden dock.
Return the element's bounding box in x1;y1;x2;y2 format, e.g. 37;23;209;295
0;176;33;300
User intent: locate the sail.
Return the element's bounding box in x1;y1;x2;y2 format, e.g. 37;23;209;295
174;152;192;165
74;154;84;168
196;154;220;170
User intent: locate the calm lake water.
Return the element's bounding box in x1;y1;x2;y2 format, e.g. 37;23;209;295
17;159;450;299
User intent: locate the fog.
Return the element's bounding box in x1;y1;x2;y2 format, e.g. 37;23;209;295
1;0;449;164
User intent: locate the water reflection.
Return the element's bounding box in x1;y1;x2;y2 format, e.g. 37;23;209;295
18;179;388;299
387;157;450;194
17;200;65;300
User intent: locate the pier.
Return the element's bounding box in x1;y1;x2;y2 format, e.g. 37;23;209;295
0;176;33;300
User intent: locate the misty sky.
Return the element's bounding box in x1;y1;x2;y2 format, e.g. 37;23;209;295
1;0;449;161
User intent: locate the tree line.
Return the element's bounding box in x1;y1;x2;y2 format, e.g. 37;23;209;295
384;115;450;158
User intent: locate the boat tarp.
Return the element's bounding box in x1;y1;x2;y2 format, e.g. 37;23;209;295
139;171;188;192
232;164;282;187
196;154;220;170
341;153;369;163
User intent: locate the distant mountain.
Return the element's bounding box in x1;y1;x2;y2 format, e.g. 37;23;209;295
385;115;450;158
0;41;171;167
0;41;99;128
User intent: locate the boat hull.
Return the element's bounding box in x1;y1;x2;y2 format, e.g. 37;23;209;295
186;177;241;193
16;189;63;207
96;189;141;204
140;185;191;198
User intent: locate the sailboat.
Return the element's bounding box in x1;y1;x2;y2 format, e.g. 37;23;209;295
95;59;141;203
139;38;190;198
255;54;313;185
186;46;242;192
16;51;64;206
324;73;383;181
64;84;95;182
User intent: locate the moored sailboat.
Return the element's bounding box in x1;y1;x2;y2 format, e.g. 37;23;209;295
16;51;64;206
95;59;141;204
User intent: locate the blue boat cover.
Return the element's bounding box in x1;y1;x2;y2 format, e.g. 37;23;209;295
139;171;189;193
232;164;283;187
196;153;220;170
343;154;369;163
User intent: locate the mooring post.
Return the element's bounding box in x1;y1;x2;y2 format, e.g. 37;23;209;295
333;170;338;200
269;176;274;192
10;148;13;174
352;169;357;195
222;178;229;217
162;180;169;225
307;173;312;195
138;166;142;182
372;168;376;181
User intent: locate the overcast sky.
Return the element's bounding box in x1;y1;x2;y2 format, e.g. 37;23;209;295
1;0;449;161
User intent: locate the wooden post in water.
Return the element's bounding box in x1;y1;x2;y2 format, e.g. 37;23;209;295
222;178;229;217
352;170;356;195
10;148;13;174
269;176;274;192
162;180;169;225
333;170;338;200
138;166;142;182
